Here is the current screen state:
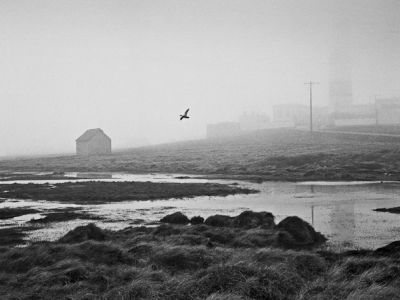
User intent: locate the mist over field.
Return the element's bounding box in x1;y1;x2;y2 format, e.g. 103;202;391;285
3;3;400;299
0;0;399;156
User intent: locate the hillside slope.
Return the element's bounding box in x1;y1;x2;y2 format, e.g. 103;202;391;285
1;129;400;181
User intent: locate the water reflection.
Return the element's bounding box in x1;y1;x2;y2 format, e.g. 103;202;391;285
329;202;356;245
301;184;356;244
1;173;400;249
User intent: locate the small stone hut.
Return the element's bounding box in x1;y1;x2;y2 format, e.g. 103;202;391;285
76;128;111;156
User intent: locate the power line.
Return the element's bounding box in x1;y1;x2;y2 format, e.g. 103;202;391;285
304;81;319;132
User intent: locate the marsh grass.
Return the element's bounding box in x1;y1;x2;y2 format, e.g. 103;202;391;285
0;181;257;204
0;225;38;246
0;207;41;219
0;220;399;300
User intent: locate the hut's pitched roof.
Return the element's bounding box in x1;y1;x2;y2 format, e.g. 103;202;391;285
76;128;110;142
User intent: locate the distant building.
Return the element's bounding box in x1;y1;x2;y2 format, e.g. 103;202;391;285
272;104;331;129
376;98;400;125
333;104;376;127
272;104;308;127
239;112;271;132
76;128;111;156
329;22;353;113
313;106;331;128
206;122;241;139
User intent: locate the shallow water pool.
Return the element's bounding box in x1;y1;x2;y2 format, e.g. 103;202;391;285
1;172;400;249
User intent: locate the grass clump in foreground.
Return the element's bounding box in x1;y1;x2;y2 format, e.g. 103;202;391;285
0;211;399;299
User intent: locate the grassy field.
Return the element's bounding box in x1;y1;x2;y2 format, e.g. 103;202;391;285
326;124;400;135
0;211;399;300
1;128;400;181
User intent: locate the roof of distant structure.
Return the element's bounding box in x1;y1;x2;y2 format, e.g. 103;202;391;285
76;128;110;142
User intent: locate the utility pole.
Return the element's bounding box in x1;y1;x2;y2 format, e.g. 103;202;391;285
304;81;319;132
374;94;380;126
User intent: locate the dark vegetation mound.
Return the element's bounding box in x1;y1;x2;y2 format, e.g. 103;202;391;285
374;206;400;214
160;212;190;224
204;214;234;227
59;223;106;243
277;216;327;247
190;216;204;225
375;240;400;257
232;211;275;229
158;211;324;249
204;211;275;229
1;216;399;299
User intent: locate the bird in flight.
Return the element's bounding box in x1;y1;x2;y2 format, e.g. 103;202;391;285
180;108;190;120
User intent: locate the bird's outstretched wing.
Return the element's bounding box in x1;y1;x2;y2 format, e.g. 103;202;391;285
184;108;189;116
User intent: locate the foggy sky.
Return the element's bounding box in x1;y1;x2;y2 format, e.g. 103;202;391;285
0;0;399;156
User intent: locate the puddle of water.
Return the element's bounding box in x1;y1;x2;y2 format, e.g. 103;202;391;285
0;172;211;185
13;213;44;222
1;173;400;249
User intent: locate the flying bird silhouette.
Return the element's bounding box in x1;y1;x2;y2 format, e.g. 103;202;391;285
180;108;190;120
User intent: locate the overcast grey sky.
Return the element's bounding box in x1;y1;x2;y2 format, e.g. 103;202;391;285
0;0;399;156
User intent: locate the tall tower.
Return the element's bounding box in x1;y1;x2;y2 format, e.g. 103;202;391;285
329;49;353;113
329;13;353;113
